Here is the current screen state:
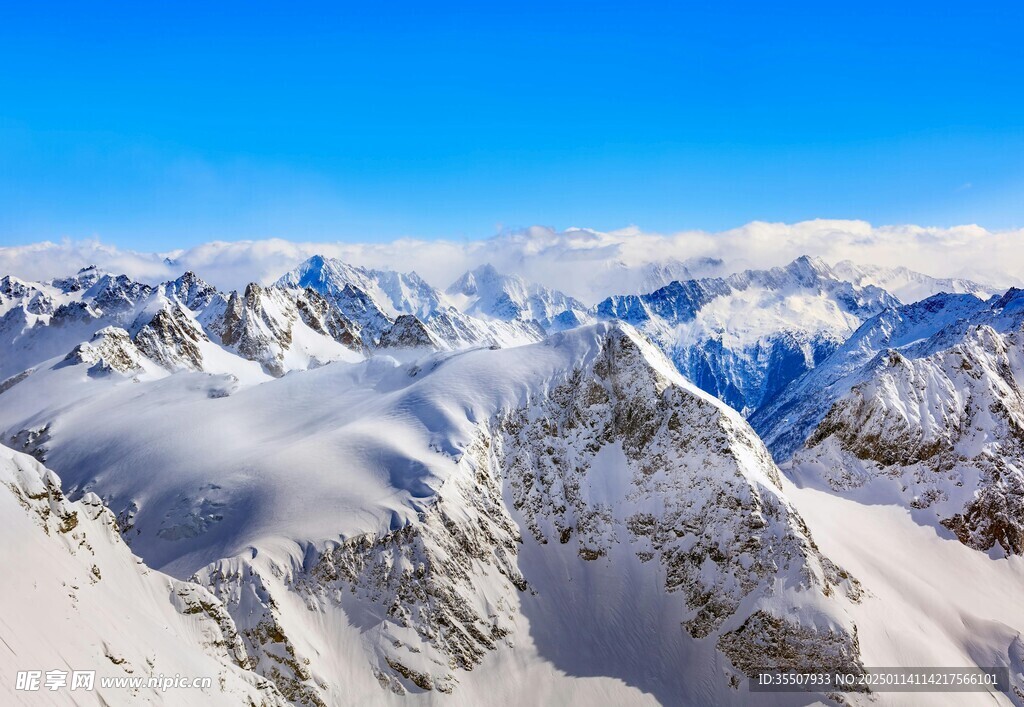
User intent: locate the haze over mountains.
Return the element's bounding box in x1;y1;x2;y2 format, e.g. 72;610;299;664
2;220;1020;298
2;248;1023;705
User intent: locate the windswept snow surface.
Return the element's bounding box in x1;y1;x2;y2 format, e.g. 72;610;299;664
2;325;629;571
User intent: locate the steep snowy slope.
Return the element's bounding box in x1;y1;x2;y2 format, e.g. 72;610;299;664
0;323;864;705
833;260;998;304
0;445;288;706
783;478;1024;706
446;263;591;332
596;255;898;415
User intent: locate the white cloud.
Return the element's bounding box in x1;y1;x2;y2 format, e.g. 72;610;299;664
2;220;1022;303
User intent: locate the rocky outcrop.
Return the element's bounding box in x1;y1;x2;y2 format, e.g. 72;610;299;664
195;430;523;699
497;328;863;665
294;287;362;351
86;274;154;315
1;275;54;315
376;314;442;350
64;326;144;374
133;303;207;371
162;270;225;312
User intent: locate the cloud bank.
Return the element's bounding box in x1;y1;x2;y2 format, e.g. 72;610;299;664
2;220;1021;303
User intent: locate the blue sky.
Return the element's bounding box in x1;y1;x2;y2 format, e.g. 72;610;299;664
1;1;1022;250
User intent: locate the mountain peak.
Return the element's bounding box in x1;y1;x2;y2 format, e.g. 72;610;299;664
784;254;834;283
992;286;1024;312
164;271;222;312
471;262;502;280
278;255;366;294
51;264;105;293
446;263;505;297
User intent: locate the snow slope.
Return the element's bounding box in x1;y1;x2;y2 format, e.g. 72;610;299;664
783;475;1024;706
0;445;289;706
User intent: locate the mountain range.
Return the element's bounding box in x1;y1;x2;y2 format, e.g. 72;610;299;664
2;254;1023;705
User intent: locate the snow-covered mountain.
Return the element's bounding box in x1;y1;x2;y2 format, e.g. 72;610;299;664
596;255;898;416
756;287;1024;557
751;291;991;459
277;254;434;327
584;256;728;299
832;260;999;304
5;256;1024;706
1;267;156;380
445;263;591;331
0;322;870;704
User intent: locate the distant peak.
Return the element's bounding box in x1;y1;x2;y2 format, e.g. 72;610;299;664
784;254;834;282
462;263;502;285
447;264;505;295
473;263;500;276
790;254;829;270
